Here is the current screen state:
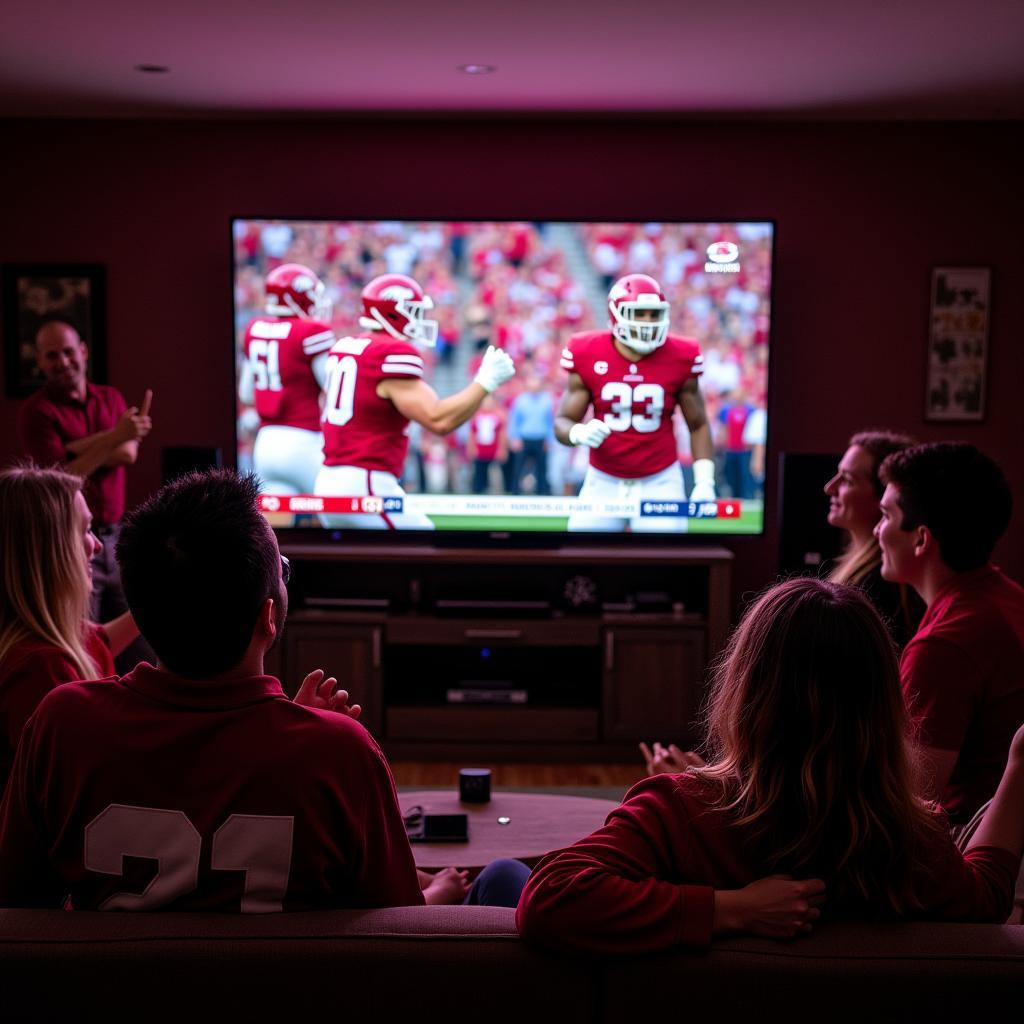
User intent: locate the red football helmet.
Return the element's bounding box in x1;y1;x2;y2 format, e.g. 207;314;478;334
359;274;438;347
608;273;670;355
265;263;331;320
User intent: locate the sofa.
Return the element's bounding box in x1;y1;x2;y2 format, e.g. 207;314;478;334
1;906;1021;1023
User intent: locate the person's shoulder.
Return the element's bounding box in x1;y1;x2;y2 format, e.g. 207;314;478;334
663;334;702;360
620;769;719;814
31;675;124;721
567;330;608;354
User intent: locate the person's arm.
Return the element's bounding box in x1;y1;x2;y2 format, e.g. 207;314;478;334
238;358;256;405
380;347;513;437
679;377;716;501
100;612;140;659
516;775;824;955
61;390;154;478
966;722;1024;859
900;637;976;801
555;373;610;449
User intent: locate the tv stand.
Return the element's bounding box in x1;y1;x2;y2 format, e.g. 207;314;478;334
271;545;732;762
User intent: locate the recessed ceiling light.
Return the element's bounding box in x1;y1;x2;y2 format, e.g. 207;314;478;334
135;64;170;74
458;64;495;75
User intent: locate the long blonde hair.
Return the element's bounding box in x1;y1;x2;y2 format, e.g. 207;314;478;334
697;577;943;916
0;465;98;680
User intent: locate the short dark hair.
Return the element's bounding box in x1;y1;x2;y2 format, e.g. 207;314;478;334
879;443;1012;571
848;430;917;496
117;470;280;677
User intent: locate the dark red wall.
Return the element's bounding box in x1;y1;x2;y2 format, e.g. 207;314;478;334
2;118;1021;600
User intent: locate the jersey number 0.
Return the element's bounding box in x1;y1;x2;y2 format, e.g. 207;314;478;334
323;354;358;427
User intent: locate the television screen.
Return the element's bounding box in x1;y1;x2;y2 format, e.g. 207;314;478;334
232;219;772;537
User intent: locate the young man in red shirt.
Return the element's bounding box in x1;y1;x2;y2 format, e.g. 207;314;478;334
876;443;1024;826
0;471;510;910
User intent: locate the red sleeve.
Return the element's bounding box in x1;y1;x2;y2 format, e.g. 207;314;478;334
901;637;978;751
16;400;67;467
348;729;424;908
916;827;1019;922
0;648;79;752
516;775;714;954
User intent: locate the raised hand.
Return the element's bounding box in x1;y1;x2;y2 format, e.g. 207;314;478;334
474;345;516;393
294;668;362;720
568;419;612;449
639;741;705;776
713;875;827;939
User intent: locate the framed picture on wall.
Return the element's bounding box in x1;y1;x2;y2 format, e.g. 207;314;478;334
2;263;107;398
925;266;990;422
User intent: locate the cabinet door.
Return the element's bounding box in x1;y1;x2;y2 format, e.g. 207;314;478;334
284;624;383;735
602;627;706;743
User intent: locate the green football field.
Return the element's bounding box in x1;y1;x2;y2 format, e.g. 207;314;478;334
429;500;763;534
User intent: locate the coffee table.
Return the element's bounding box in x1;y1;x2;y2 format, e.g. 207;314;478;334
397;789;621;871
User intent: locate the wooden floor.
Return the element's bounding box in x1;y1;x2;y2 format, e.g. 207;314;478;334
390;760;644;788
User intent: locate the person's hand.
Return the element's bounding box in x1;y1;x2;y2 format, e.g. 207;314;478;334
114;389;154;443
422;866;471;905
568;420;612;449
508;437;524;453
474;346;516;393
293;668;362;720
713;875;826;939
639;741;705;776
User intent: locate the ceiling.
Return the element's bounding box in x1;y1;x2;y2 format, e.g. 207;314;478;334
1;0;1022;119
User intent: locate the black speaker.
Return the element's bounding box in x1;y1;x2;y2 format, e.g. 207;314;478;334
161;446;223;484
777;452;844;575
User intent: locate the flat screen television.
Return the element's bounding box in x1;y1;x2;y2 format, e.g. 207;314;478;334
232;219;773;541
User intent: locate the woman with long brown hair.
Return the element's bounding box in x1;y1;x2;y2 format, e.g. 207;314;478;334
0;465;139;788
825;429;924;646
518;578;1024;953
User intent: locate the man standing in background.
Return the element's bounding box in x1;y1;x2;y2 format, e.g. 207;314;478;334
17;320;154;670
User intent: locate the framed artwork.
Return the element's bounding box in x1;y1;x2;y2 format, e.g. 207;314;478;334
925;266;990;422
2;263;106;398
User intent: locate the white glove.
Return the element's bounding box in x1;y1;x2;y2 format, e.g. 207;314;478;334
568;420;612;449
689;458;717;502
474;345;516;393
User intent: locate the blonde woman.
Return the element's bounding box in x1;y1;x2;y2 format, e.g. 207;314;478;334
0;465;139;788
824;429;924;647
520;578;1024;953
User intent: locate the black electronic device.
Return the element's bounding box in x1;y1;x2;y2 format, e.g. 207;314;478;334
406;812;469;844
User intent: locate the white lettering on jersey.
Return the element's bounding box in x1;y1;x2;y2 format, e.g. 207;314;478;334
251;321;292;340
323;354;358;426
84;804;295;913
600;382;665;433
249;339;282;392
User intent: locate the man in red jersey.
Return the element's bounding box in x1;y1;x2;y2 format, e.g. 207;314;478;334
18;320;154;668
556;273;715;532
239;263;336;495
875;443;1024;827
0;471;446;911
315;273;515;529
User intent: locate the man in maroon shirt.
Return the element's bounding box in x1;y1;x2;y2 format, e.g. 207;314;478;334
17;321;154;665
0;471;428;912
876;443;1024;825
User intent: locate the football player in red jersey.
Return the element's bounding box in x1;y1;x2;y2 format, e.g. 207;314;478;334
239;264;336;495
315;274;515;529
556;273;715;532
